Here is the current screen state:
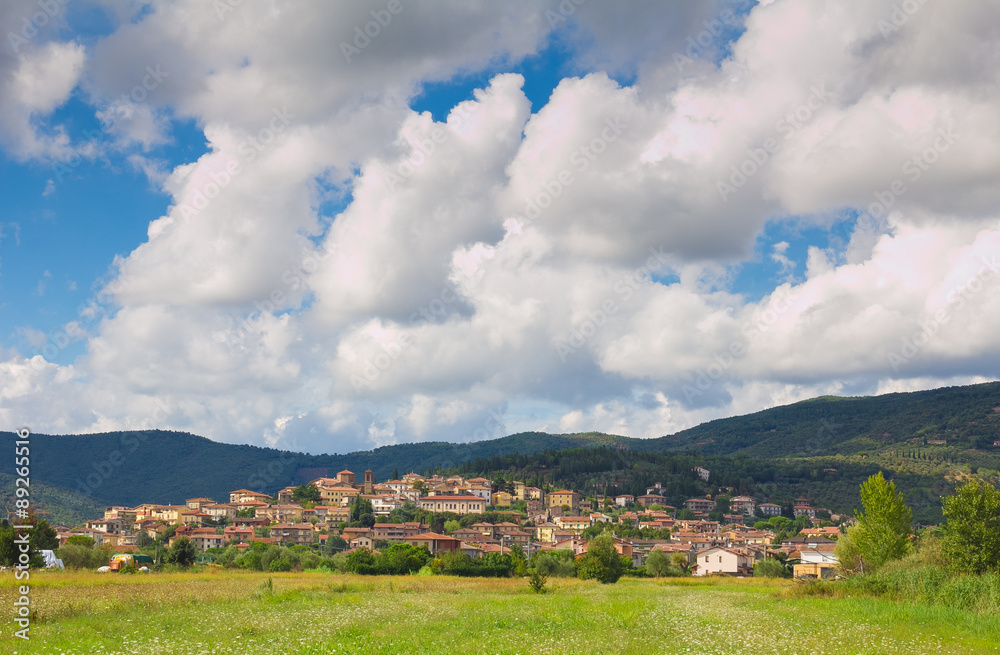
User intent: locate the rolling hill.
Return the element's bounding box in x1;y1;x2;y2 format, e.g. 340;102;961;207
5;381;999;519
650;381;1000;458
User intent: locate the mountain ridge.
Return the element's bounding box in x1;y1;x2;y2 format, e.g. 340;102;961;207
5;381;999;514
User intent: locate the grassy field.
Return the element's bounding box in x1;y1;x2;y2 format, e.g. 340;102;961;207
3;570;998;654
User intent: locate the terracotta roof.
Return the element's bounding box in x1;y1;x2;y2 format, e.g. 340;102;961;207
406;532;461;542
270;523;313;530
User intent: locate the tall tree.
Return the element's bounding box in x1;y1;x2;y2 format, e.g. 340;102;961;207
941;479;1000;574
645;548;670;577
167;536;198;567
854;472;912;571
577;533;624;584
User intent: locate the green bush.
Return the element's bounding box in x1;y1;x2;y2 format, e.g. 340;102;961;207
439;551;515;578
236;550;264;571
534;552;577;578
845;563;1000;614
528;570;548;593
65;535;96;548
268;556;293;572
753;558;790;578
56;543;111;569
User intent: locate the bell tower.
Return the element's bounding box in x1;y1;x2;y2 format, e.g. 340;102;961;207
364;470;374;495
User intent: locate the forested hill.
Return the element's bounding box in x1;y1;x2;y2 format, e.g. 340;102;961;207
7;429;633;508
7;380;999;511
648;381;1000;457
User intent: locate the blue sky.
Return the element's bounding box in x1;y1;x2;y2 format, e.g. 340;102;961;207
2;1;997;454
2;12;795;364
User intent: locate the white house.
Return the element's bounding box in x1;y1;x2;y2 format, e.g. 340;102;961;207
693;546;762;576
615;495;635;507
370;495;405;516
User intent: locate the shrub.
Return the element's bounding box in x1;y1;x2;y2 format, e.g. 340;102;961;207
57;543;110;569
330;552;350;572
268;556;293;572
845;563;1000;615
835;525;864;576
753;558;790;578
65;535;96;548
528;570;548;593
535;553;576;578
439;551;515;578
260;547;281;571
236;551;264;571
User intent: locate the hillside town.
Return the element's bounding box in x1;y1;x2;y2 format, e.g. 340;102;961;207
57;467;851;578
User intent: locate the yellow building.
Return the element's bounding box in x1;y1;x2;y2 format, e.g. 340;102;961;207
418;495;486;516
491;491;513;507
546;490;580;512
317;483;359;507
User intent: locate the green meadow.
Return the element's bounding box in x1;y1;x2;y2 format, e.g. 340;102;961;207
3;570;997;654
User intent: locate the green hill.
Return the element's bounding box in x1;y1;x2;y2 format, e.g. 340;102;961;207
0;473;106;527
6;381;999;521
647;381;1000;463
2;429;636;509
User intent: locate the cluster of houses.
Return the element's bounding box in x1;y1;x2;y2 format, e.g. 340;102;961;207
54;468;846;578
